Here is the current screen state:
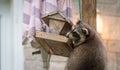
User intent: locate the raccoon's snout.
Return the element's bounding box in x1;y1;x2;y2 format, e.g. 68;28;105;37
72;32;80;41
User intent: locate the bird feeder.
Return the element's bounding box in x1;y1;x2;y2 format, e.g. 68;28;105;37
35;11;74;57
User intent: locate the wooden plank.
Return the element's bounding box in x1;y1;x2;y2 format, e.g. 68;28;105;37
36;31;69;42
35;31;73;57
49;19;65;34
48;13;65;21
82;0;96;29
35;38;53;54
44;39;72;57
59;12;73;25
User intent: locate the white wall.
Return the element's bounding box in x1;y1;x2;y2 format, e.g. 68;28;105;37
0;0;14;70
11;0;24;70
0;0;24;70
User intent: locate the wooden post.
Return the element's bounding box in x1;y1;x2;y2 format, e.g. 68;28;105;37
81;0;96;29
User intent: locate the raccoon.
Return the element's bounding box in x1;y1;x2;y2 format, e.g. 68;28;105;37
65;21;107;70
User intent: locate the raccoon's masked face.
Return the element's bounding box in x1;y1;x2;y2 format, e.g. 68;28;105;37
66;24;89;46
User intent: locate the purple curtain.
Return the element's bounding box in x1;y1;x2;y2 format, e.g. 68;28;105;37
23;0;72;41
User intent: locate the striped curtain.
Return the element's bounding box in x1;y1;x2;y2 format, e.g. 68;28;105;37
23;0;72;42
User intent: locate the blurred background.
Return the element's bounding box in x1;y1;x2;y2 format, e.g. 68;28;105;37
0;0;120;70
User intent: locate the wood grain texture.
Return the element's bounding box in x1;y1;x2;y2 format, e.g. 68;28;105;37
35;32;73;57
49;19;65;34
82;0;96;29
36;31;69;42
35;38;53;54
42;11;73;35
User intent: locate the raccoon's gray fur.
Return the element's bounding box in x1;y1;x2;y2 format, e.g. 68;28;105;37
65;21;107;70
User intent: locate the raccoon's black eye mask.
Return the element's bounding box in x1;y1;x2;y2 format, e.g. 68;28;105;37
66;27;89;41
72;32;80;41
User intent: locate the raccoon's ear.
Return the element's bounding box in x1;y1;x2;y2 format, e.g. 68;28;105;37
81;28;89;35
76;20;82;25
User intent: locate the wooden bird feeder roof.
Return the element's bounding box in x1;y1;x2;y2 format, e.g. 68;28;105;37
42;11;73;26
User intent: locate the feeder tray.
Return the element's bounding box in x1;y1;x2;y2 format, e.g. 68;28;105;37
35;31;74;57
